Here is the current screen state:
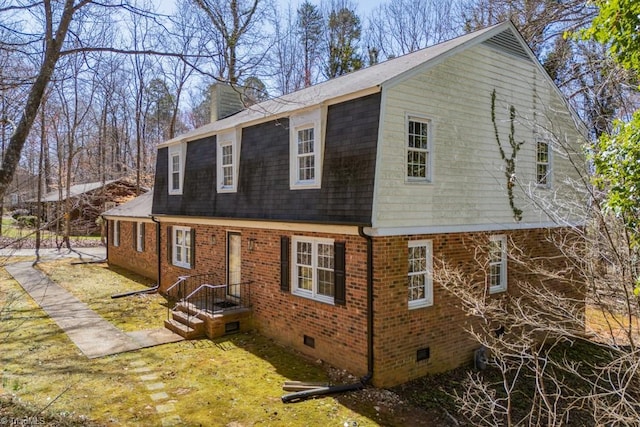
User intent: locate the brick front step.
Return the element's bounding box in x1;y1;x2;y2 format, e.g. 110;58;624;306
164;318;205;339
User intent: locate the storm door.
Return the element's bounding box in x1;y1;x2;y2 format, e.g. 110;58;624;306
227;232;241;299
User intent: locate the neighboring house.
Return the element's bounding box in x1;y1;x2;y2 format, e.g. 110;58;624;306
32;179;143;235
4;167;39;210
102;191;158;281
106;22;585;387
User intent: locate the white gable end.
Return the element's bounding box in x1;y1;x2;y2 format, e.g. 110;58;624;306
371;42;584;233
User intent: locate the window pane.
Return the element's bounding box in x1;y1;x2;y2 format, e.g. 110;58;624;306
297;128;314;153
317;269;334;297
297;242;312;265
298;266;313;290
222;145;233;166
489;240;502;262
185;230;191;247
223;165;233;186
490;264;502;287
317;244;334;269
298;154;315;181
407;151;427;178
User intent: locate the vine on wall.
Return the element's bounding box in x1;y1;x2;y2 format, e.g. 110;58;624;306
491;89;524;222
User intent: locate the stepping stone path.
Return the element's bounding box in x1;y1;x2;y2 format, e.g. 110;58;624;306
129;359;182;426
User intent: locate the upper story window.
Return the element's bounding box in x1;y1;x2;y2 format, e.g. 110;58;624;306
536;141;551;187
172;226;192;269
168;143;186;195
290;108;323;189
406;116;432;182
217;129;240;193
489;235;507;294
292;236;335;304
408;240;433;309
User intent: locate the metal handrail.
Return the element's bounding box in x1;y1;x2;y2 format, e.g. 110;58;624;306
165;276;187;296
167;274;254;324
184;283;225;301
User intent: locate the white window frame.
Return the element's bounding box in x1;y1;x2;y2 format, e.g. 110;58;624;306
172;226;192;269
216;129;241;193
168;143;186;195
406;115;433;183
536;141;552;188
489;235;508;294
408;240;433;309
291;236;335;304
136;222;144;252
289;108;323;190
113;220;120;247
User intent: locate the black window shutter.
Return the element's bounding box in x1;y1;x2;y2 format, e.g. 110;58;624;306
190;228;196;269
334;241;346;305
167;226;173;263
108;220;113;245
280;236;290;292
132;222;137;250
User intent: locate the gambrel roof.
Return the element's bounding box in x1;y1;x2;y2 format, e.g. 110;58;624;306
160;21;537;147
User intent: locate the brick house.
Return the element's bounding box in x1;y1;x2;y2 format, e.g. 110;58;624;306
103;191;158;281
105;22;585;387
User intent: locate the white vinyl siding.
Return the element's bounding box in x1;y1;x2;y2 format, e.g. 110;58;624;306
488;235;507;293
408;240;433;309
373;45;582;230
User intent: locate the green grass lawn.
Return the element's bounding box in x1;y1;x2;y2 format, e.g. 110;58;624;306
0;259;405;426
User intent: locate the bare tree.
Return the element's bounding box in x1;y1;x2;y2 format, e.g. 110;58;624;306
268;2;305;95
364;0;461;61
191;0;271;85
0;1;92;201
432;101;640;425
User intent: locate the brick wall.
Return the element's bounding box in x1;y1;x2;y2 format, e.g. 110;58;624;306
107;220;158;281
371;228;581;387
158;223;370;377
156;222;581;387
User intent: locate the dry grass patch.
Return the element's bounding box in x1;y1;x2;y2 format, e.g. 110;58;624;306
585;304;640;345
37;259;164;332
1;260;399;426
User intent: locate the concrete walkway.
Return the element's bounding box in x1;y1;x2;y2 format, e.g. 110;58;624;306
5;261;183;358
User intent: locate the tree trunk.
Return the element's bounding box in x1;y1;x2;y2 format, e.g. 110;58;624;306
0;0;83;200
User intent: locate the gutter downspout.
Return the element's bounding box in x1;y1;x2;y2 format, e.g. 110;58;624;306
151;215;161;288
281;225;375;403
358;226;374;385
